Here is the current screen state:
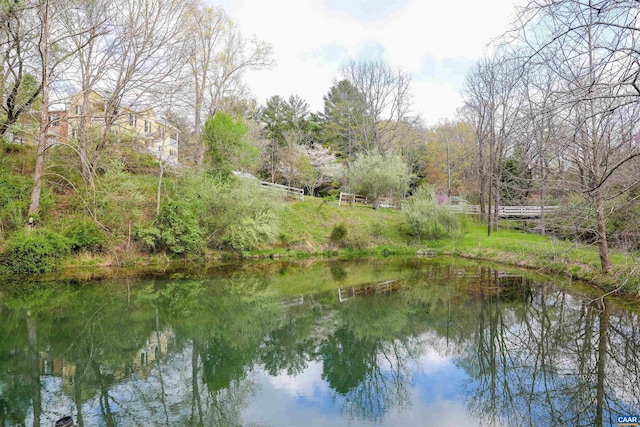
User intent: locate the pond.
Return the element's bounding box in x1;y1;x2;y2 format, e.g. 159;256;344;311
0;258;638;426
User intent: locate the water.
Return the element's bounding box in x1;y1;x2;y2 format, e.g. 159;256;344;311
0;258;638;427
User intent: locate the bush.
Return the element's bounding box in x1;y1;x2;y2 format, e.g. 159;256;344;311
2;231;71;275
223;211;278;252
64;219;105;252
180;174;281;252
330;223;348;242
347;153;412;208
0;174;34;233
136;201;203;255
402;185;463;240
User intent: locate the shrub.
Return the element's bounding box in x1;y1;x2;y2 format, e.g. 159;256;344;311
347;153;412;208
330;223;348;242
2;231;71;275
402;185;463;240
179;174;281;252
64;219;105;252
136;201;203;255
0;174;35;233
95;160;149;238
223;211;278;252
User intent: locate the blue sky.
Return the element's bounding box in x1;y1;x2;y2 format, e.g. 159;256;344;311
209;0;519;125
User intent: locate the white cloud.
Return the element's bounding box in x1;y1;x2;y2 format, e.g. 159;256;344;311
263;360;329;399
209;0;519;124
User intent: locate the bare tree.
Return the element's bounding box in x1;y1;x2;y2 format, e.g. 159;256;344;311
89;0;190;181
27;0;97;217
0;1;41;138
341;59;413;154
59;0;110;187
509;0;640;273
463;54;525;235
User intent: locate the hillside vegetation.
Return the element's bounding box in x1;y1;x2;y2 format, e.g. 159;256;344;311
0;144;638;295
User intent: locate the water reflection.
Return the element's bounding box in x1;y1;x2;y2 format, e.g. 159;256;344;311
0;259;638;426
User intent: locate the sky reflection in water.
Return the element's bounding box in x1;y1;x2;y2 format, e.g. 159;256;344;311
1;258;638;426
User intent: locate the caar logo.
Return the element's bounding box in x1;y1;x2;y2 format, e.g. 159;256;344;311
617;415;640;426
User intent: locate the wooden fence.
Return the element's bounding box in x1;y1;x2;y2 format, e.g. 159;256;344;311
449;204;559;219
338;192;399;208
258;181;304;201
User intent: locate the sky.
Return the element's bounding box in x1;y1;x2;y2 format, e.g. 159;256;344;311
208;0;519;126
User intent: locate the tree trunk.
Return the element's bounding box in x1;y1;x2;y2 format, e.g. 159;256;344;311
596;190;611;274
594;302;609;427
479;136;486;222
493;172;500;232
27;315;41;427
156;160;164;216
487;175;492;237
28;0;51;219
194;77;204;165
78;90;95;189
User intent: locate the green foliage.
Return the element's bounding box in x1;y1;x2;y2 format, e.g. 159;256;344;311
177;173;281;252
321;80;368;158
137;201;203;255
63;218;105;253
402;185;462;240
0;166;53;235
347;153;412;208
499;158;532;204
330;223;348;242
118;148;160;174
202;112;255;177
95;160;150;237
1;231;71;275
223;210;278;252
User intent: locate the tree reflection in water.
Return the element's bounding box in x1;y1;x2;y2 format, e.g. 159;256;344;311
0;260;638;426
463;275;640;427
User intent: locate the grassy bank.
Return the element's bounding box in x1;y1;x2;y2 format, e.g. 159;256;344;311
1;144;637;295
37;196;639;295
261;197;639;295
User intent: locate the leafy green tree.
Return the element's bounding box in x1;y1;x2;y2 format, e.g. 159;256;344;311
202;112;256;177
347;153;412;208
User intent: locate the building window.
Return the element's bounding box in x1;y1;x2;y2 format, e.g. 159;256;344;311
49;114;59;127
160;127;165;138
71;128;78;138
129;114;137;127
144;119;150;133
75;105;82;115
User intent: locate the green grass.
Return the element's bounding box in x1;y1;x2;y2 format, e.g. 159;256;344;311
277;196;406;250
272;198;639;294
432;221;639;292
2;143;637;294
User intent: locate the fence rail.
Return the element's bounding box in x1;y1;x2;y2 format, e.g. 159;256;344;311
338;192;399;208
449;204;560;218
258;181;304;201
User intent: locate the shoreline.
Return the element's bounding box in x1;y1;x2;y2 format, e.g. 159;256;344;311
9;243;637;302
